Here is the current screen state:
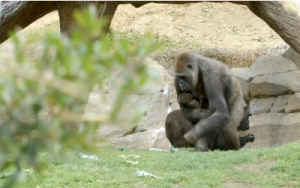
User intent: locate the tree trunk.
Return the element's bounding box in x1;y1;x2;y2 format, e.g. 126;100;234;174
57;1;119;37
245;1;300;55
0;1;57;42
0;1;118;42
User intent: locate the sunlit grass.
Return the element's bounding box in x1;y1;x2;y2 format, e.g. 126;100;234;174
1;142;300;188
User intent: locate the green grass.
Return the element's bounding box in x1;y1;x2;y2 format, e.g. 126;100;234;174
2;142;300;188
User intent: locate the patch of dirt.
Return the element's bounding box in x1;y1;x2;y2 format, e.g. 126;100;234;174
234;160;276;171
22;11;59;33
134;182;148;188
112;2;283;51
1;2;287;71
110;2;287;70
223;179;256;188
227;161;299;188
235;163;258;172
281;180;299;188
0;11;59;60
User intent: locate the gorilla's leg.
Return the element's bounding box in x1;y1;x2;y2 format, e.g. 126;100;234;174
165;110;194;148
195;137;209;152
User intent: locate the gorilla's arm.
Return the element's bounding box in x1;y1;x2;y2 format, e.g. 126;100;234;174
175;78;209;123
184;71;231;143
181;105;211;123
237;105;251;131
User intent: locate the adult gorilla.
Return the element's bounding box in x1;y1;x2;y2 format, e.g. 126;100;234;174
173;51;247;151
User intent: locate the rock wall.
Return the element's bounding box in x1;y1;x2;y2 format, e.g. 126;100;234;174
85;57;178;149
231;47;300;149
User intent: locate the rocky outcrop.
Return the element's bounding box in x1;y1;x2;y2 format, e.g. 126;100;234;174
86;57;176;149
233;47;300;149
285;93;300;113
231;68;253;82
250;71;300;98
283;47;300;69
270;94;292;113
250;98;275;114
250;56;296;78
231;68;252;97
243;113;300;148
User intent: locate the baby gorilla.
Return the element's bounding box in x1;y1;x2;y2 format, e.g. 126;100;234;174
177;92;208;109
165;92;255;150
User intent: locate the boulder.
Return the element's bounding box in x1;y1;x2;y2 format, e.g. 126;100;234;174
86;57;174;139
250;70;300;97
265;42;289;56
110;127;171;150
285;93;300;113
250;97;275;115
283;47;300;69
231;68;253;82
243;113;300;149
231;68;251;98
250;56;297;78
270;94;292;113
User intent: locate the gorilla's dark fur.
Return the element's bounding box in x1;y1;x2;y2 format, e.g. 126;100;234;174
168;51;253;151
165;109;255;150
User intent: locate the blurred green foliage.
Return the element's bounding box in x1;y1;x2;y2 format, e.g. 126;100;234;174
0;6;159;187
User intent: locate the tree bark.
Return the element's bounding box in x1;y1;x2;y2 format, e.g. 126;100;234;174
122;1;247;8
245;1;300;55
0;1;57;42
0;1;118;42
57;1;119;37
